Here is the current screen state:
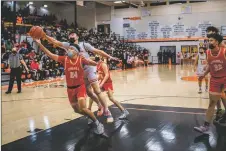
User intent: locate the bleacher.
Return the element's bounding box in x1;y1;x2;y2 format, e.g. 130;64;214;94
1;72;10;86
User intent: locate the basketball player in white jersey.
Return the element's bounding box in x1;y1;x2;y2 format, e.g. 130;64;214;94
43;31;120;123
194;47;208;93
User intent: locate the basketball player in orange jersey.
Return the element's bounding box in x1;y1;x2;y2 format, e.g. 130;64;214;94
88;56;129;122
41;31;120;123
194;34;226;133
206;26;226;122
34;39;105;135
194;47;208;93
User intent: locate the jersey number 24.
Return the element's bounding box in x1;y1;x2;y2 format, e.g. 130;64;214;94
70;71;78;79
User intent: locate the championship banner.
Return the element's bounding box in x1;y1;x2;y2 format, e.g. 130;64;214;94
123;17;140;40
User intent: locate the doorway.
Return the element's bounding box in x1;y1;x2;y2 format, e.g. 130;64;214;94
97;24;110;34
159;46;176;64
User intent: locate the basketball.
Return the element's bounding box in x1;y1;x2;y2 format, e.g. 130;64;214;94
28;26;44;39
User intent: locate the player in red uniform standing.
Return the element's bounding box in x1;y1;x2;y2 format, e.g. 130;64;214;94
206;26;226;122
34;39;105;135
88;56;129;122
194;34;226;133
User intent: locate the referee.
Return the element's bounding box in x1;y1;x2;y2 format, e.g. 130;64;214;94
5;47;29;94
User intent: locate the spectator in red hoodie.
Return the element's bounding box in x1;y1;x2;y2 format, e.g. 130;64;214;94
30;59;42;80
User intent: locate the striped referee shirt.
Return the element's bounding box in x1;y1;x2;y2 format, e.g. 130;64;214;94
8;53;23;68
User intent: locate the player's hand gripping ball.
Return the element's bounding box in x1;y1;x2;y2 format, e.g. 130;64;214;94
28;26;45;39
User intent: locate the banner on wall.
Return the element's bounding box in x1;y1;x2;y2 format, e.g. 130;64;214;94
122;18;218;40
137;32;148;39
160;25;173;38
198;21;212;37
148;21;160;39
123;17;140;39
172;22;185;37
181;5;192;14
221;26;226;36
185;26;199;37
124;27;137;39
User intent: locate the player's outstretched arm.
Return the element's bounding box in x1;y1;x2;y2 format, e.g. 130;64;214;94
35;39;59;62
44;35;68;49
83;42;120;61
99;63;109;87
81;57;97;66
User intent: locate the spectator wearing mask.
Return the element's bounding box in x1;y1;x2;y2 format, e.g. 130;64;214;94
42;59;51;79
5;39;13;51
30;59;43;80
5;47;29;94
18;43;28;54
27;49;36;60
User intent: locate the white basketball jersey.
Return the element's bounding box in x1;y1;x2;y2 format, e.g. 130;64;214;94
197;53;207;68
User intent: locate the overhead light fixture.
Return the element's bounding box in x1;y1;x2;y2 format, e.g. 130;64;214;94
114;1;122;3
44;5;48;8
29;2;33;5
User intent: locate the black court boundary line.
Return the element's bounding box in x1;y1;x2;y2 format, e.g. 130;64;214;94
1;94;209;102
1;103;207;146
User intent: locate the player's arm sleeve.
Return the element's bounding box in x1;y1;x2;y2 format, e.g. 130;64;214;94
83;43;95;52
45;35;69;49
84;43;112;59
81;57;97;66
62;42;70;49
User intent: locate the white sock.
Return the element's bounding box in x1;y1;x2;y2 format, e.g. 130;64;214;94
94;120;99;125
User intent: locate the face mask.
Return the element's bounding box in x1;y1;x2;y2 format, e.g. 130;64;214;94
12;51;17;54
199;52;203;54
67;51;74;58
95;57;100;62
207;34;211;38
69;38;75;43
209;44;215;49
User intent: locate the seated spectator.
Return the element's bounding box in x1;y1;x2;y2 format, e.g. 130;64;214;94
5;39;13;51
1;40;6;53
42;59;51;79
18;43;28;54
27;49;36;60
30;59;44;80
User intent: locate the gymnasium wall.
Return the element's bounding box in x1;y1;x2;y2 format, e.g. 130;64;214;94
96;1;226;61
76;2;96;30
96;3;111;23
109;1;226;36
137;41;199;61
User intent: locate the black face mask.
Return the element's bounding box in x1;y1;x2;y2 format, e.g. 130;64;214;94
199;52;204;54
95;57;100;62
12;51;17;54
207;34;211;38
69;38;75;43
209;44;215;49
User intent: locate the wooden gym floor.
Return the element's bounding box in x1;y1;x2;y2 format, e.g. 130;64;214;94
1;65;226;151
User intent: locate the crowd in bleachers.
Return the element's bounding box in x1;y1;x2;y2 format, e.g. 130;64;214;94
1;3;149;83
